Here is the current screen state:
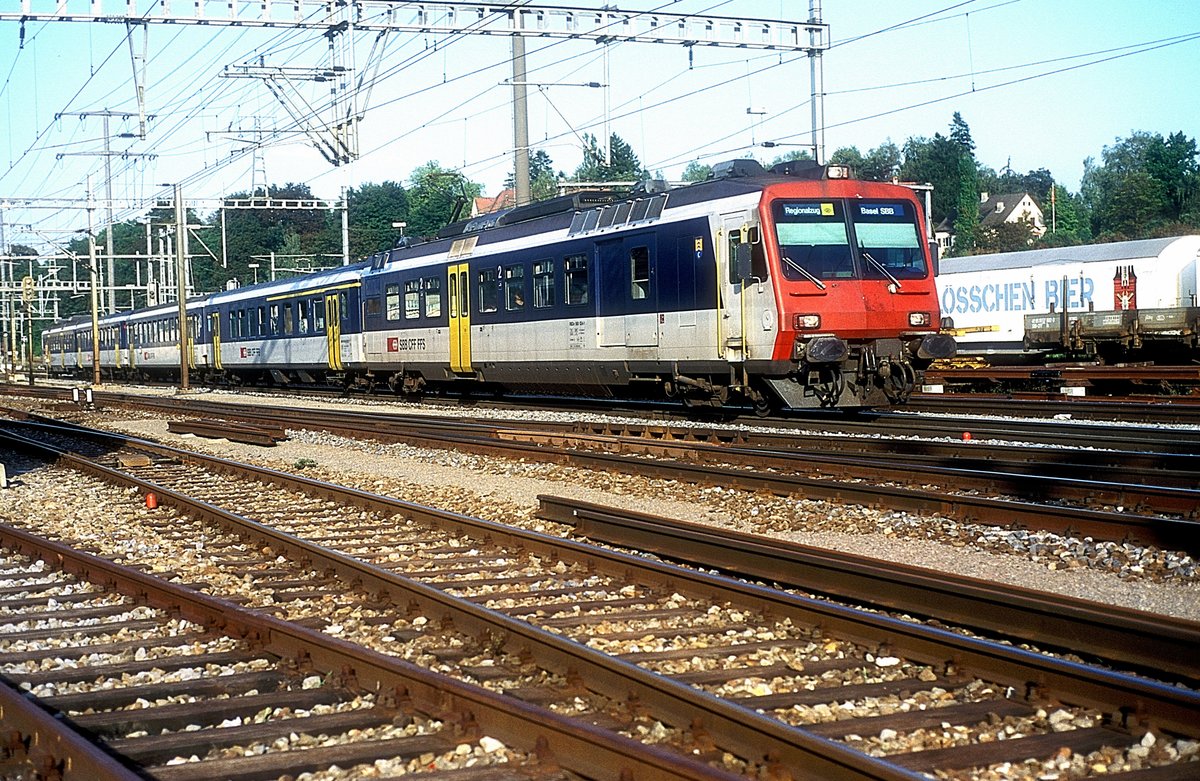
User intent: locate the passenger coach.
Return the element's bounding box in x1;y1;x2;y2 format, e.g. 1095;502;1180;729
46;159;955;411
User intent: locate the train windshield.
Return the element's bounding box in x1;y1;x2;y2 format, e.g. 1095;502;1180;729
772;200;854;282
772;199;927;283
851;201;928;279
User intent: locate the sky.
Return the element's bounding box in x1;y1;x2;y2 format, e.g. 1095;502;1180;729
1;0;1198;254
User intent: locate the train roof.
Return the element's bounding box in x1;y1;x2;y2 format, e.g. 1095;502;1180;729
370;159;891;272
940;235;1200;274
207;261;370;305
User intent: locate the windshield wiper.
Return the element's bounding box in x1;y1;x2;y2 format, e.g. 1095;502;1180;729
862;251;902;291
780;253;826;290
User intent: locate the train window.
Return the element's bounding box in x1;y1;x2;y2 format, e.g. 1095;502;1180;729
258;307;267;334
386;284;402;321
477;267;499;313
269;305;280;334
630;199;650;222
630;246;650;300
404;280;421;319
339;292;349;321
504;264;525;311
533;259;555;308
772;200;854;281
298;301;310;334
364;296;382;319
565;254;589;305
851;201;928;279
313;299;325;330
423;277;442;318
283;305;294;334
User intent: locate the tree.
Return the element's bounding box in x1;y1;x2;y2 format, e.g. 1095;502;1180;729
949;112;980;254
573;133;647;182
505;149;559;203
681;161;712;182
1079;131;1200;238
1146;131;1199;221
976;218;1038;253
1035;184;1091;246
769;149;811;167
899;134;961;225
979;165;1055;203
346;182;409;258
406;161;483;238
861;141;902;182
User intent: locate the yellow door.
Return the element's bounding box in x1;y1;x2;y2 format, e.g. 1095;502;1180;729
448;262;472;373
325;293;343;370
209;313;222;370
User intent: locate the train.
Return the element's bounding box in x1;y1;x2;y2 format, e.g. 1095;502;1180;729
936;235;1200;364
43;159;956;412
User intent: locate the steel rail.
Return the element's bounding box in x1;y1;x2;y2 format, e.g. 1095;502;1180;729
0;504;743;781
536;495;1200;686
908;393;1200;426
502;429;1200;516
0;425;928;781
0;672;145;781
5;383;1199;452
11;401;1200;554
4;422;1199;744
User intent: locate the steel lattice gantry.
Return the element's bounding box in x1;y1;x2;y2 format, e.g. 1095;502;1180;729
4;1;823;52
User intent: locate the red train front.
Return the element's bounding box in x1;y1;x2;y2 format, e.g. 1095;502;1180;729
744;162;956;408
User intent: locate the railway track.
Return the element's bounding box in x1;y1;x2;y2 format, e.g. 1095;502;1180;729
7;389;1197;554
2;416;1198;779
7;378;1200;428
0;526;716;781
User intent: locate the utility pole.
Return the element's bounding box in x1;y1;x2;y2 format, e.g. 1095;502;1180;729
174;184;189;391
340;186;350;266
809;0;825;163
86;179;101;387
0;211;8;377
511;30;531;207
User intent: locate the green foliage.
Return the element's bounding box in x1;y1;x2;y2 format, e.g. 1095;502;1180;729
829;146;864;171
505;149;560;202
573;133;647;182
948;114;980;255
900;133;962;225
862;142;902;182
769;149;811;166
828;142;902;182
1080;131;1200;239
979;166;1055;203
681;161;712;182
347;182;409;257
406;161;483;238
976;218;1038;253
1035;185;1091;246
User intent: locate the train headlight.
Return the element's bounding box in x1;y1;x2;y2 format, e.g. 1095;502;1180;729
793;313;821;329
909;311;931;327
826;165;849;179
